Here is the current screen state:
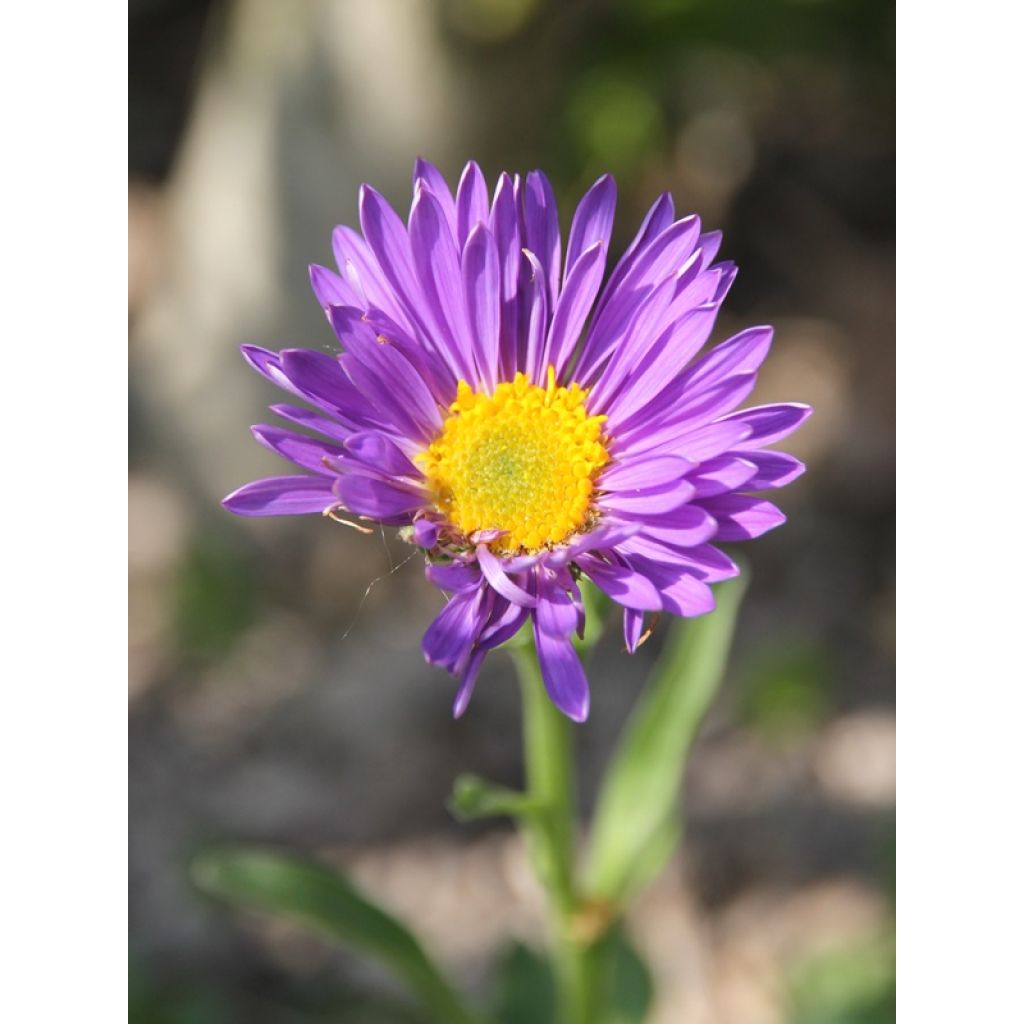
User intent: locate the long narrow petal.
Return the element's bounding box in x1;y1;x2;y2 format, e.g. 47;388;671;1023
719;403;814;449
533;620;590;722
334;474;425;523
742;451;807;490
699;494;786;540
565;174;616;279
522;169;561;304
222;475;336;516
456;160;489;247
476;545;537;607
544;241;605;378
412;157;457;232
409;188;479;382
462;224;501;392
575;555;663;611
251;425;345;474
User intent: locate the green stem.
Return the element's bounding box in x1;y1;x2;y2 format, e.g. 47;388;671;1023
512;644;594;1024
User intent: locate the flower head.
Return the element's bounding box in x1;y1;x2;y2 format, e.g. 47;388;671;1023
224;159;810;721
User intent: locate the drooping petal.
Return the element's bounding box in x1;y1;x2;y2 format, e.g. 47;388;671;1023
422;586;487;672
426;560;482;593
533;619;590;722
476;544;537;607
535;568;581;637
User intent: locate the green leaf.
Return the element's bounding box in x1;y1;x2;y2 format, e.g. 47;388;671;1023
191;846;482;1024
601;925;654;1024
584;573;748;903
447;774;542;822
490;943;557;1024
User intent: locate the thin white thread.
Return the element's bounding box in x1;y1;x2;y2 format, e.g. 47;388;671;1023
337;551;416;642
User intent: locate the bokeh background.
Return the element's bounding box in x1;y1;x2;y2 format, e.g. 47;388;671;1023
128;1;895;1021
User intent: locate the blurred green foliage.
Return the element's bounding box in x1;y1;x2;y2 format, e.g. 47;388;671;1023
174;536;260;661
739;641;833;742
787;936;896;1024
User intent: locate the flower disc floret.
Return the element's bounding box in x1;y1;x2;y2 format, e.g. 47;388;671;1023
417;368;609;554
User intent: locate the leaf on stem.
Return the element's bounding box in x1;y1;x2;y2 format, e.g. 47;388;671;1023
191;846;482;1024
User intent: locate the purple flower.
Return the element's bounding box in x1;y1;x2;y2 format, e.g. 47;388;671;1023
224;160;810;721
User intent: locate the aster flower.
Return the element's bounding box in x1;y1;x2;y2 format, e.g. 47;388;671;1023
223;159;810;721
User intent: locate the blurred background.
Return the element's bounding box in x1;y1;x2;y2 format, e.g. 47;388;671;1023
128;1;894;1021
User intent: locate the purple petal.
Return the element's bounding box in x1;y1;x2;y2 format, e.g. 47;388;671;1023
480;600;530;649
565;174;616;279
270;403;351;443
522;169;561;305
599;455;694;493
621;419;752;462
687;455;759;498
222;475;336;517
334;474;425;523
623;608;646;653
476;545;537;607
742;451;807;490
535;569;580;637
599;477;696;516
490;173;522;379
452;647;486;718
412;157;456;232
624;506;719;550
413;519;440;548
426;560;482;593
358;185;433;344
344;431;422;479
422;587;487;671
677;326;774;393
241;345;306;400
592;191;675;323
544;241;605;377
533;620;590;722
309;264;359;309
409;188;478;382
519;248;549;382
278;348;378;429
719;403;814;449
462;224;501;392
328;308;443;440
575;555;662;611
331;225;410;329
699;494;786;540
251;425;345;475
456;160;489;247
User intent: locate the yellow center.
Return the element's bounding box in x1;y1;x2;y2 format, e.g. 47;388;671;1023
417;368;610;554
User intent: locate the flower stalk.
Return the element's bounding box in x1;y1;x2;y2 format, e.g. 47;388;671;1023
513;642;596;1024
